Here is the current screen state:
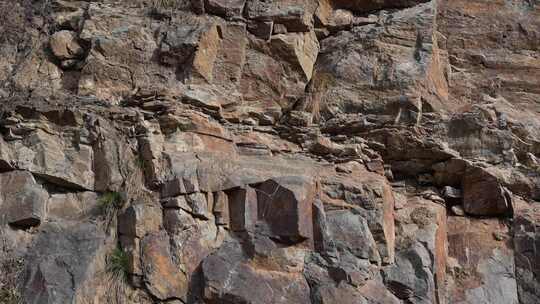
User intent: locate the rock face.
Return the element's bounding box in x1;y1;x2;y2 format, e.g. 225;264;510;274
0;0;538;304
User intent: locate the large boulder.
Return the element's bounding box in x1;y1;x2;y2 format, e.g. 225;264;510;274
255;176;316;244
49;30;85;61
383;195;447;304
311;1;447;119
22;222;112;304
446;216;518;304
513;199;540;304
462;166;512;216
118;204;163;238
201;239;311;303
141;232;189;301
228;185;259;232
0;171;48;228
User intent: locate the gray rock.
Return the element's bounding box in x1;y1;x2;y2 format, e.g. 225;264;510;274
118;204;163;238
0;171;48;228
23;222;111;304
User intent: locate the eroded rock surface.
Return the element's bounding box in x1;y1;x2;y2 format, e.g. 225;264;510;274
0;0;538;303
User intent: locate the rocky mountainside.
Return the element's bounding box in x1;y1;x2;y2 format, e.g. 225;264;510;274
0;0;538;303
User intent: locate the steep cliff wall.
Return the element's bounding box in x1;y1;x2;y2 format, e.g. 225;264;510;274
0;1;538;303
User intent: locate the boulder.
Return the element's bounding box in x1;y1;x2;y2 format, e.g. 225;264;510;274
0;171;48;228
118;204;163;238
325;210;380;263
202;239;311;303
23;222;111;304
49;30;84;60
270;31;320;80
228;186;259;232
141;232;189;301
446;216;518;304
255;177;316;244
204;0;245;19
160;22;221;82
513;200;540;304
462;166;512;216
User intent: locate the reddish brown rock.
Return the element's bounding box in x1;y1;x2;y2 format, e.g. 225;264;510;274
462;166;512;216
49;30;84;60
269;31;319;80
118;204;163;238
141;232;188;301
255;177;316;244
202;240;311;303
228;186;259;232
446;216;518;304
213;190;230;226
204;0;245;19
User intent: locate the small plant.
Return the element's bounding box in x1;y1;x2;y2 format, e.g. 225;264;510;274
104;247;131;304
106;247;130;283
98;191;124;229
0;258;23;304
135;156;146;169
99;191;123;213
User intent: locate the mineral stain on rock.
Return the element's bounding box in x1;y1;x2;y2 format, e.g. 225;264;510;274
0;0;539;303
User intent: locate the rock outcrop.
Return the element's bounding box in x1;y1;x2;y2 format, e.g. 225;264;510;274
0;0;538;304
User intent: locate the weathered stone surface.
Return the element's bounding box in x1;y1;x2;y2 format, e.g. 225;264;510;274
228;185;259;232
160;21;222;82
1;0;539;303
462;166;512;216
270;31;319;80
47;192;99;221
255;176;315;244
213;190;230;226
185;192;211;219
513;199;540;304
245;0;317;32
326;209;380;263
331;0;429;13
49;30;84;61
118;204;163;238
0;128;95;190
446;216;518;304
204;0;245;19
320;163;396;264
312;1;447;120
202;239;311;303
384;195;447;304
0;171;47;228
23;222;112;304
141;232;188;301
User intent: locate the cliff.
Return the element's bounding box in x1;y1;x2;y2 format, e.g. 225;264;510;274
0;0;539;303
